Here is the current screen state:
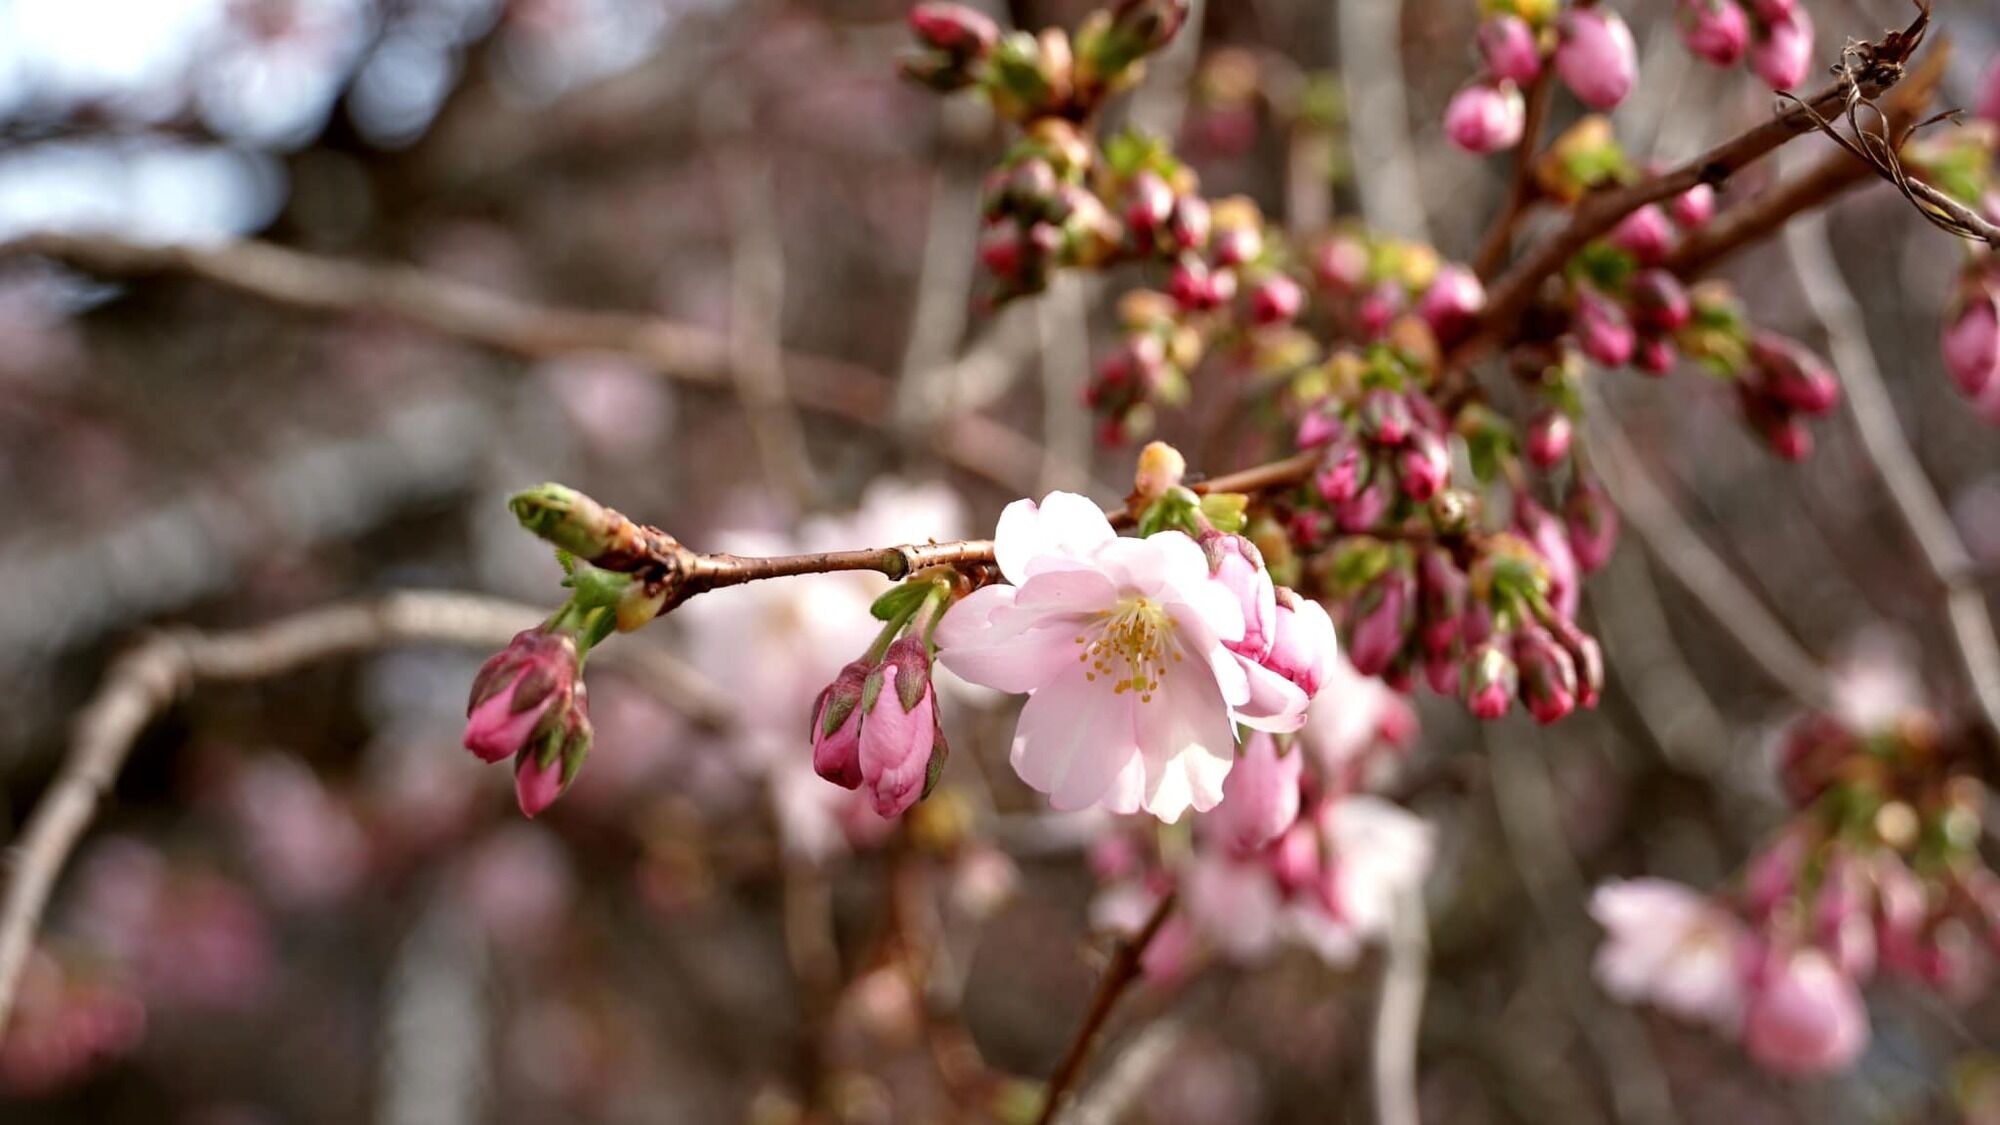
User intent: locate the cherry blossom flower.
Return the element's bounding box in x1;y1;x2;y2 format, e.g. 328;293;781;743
1743;947;1870;1074
1590;878;1749;1031
935;492;1263;819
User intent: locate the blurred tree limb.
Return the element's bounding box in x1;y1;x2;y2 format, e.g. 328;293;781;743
0;233;1049;497
0;590;728;1037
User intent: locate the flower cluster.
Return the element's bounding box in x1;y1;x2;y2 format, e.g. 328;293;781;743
1676;0;1816;91
1593;700;2000;1075
1447;2;1640;155
465;624;593;818
810;578;954;819
1092;684;1429;975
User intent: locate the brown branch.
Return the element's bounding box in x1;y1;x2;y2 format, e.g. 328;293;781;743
1035;890;1178;1125
1783;213;2000;737
0;591;729;1036
0;232;1045;496
1667;40;1948;278
1449;32;1922;373
533;451;1327;608
1472;72;1556;281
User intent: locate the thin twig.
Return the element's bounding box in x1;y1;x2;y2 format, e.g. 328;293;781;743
1035;891;1178;1125
1582;387;1837;711
1486;732;1680;1125
1667;41;1948;278
721;155;819;506
0;591;726;1035
1372;884;1429;1125
1472;72;1555;281
0;232;1045;495
1783;210;2000;737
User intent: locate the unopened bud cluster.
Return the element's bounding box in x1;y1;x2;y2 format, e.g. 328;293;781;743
810;577;955;818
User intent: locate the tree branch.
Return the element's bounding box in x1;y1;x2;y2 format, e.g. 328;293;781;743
1783;211;2000;737
1035;890;1177;1125
1472;72;1555;281
0;232;1045;495
0;591;727;1036
1450;31;1924;372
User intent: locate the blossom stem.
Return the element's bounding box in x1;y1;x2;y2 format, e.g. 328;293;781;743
515;452;1326;617
1035;890;1178;1125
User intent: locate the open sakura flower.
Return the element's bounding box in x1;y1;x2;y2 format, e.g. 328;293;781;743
1591;878;1749;1032
937;492;1270;820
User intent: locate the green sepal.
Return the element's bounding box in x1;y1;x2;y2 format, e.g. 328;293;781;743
871;580;935;623
1200;492;1249;534
921;721;951;800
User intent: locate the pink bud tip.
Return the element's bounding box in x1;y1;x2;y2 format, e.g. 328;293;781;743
1445;81;1526;155
1750;11;1814;91
1478;15;1543;86
1556;10;1638;110
1678;0;1750;67
514;752;565;819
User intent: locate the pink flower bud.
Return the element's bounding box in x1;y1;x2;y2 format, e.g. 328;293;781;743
1544;615;1604;709
1750;11;1813;92
1751;333;1840;415
810;660;871;789
1204;532;1278;660
1678;0;1749;67
1336;475;1393;533
1980;59;2000;125
1357;282;1405;340
1515;626;1578;724
1417;547;1468;656
1670;183;1717;229
1296;405;1345;450
465;629;580;765
1943;277;2000;399
1263;587;1338;697
1125;171;1176;237
1250;275;1304;326
1634;336;1677;375
1315;233;1369;292
1168;196;1212;251
909;2;1001;56
1463;642;1517;719
1212;224;1264;269
512;687;590;819
1315;439;1364;503
1556;10;1638;110
1517;497;1580;619
1348;568;1415;677
1574;286;1636;368
1744;949;1869;1075
1398;430;1450;502
859;638;947;818
513;749;565;819
979;218;1024;277
1610;204;1673;265
1210;732;1302;853
1269;821;1320;893
1761;414;1815;461
1526;410;1573;468
1361;389;1413;446
1445;81;1526;155
1564;474;1619;572
1628;269;1692;332
1417;264;1487;341
1479;15;1544;86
